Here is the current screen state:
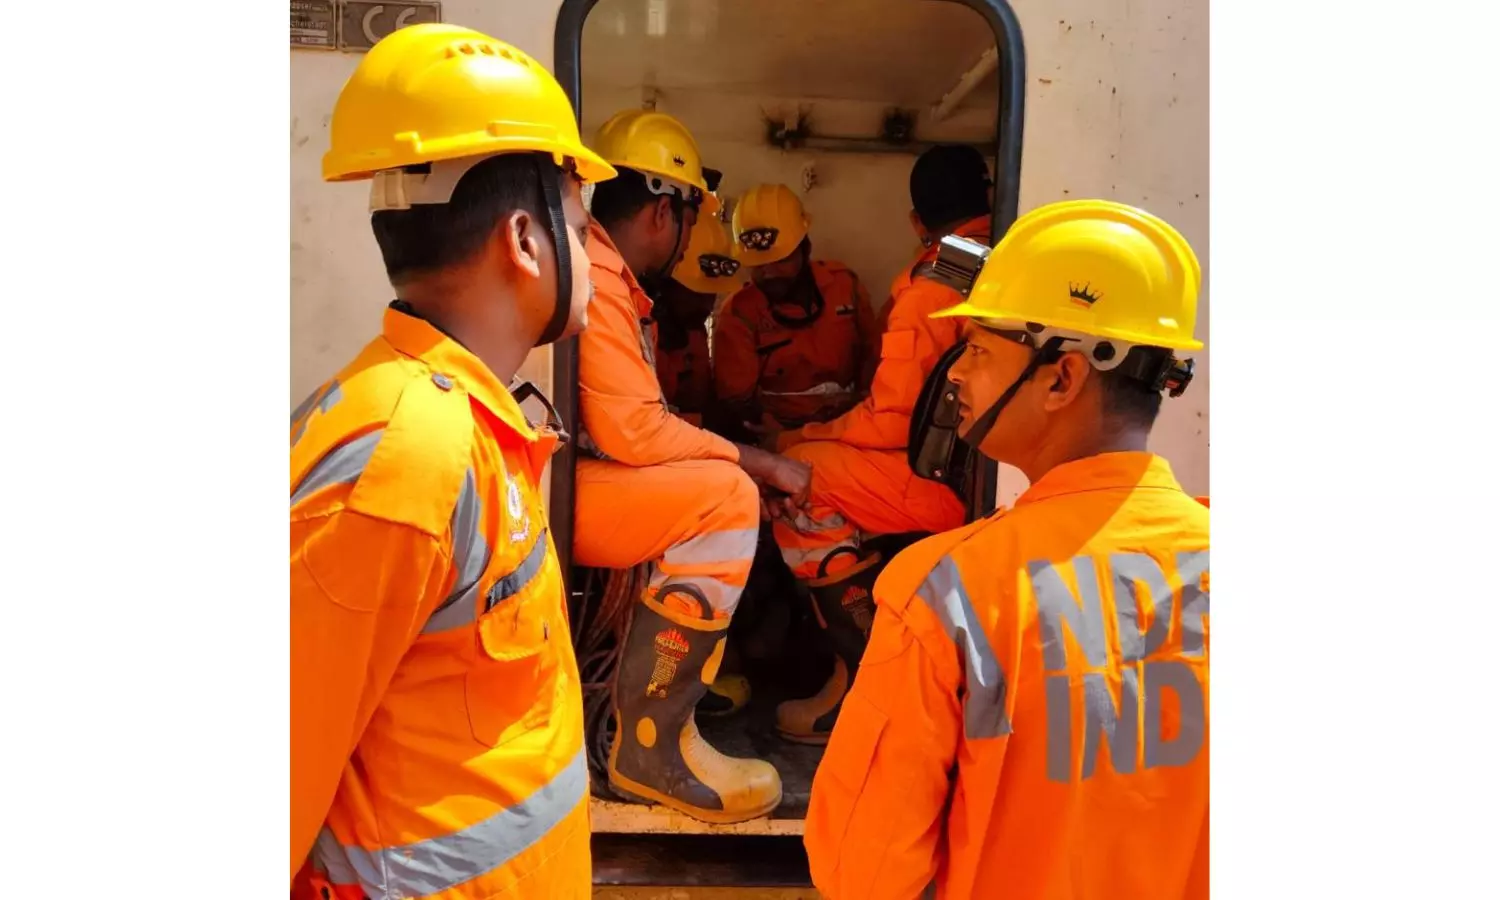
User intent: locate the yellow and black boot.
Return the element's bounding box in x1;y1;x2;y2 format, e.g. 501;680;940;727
775;549;883;745
696;634;751;717
697;673;752;717
609;585;783;823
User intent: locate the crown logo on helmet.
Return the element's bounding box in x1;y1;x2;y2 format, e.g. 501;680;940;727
1068;282;1101;307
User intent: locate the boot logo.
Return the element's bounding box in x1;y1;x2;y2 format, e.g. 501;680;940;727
647;628;691;698
841;587;875;636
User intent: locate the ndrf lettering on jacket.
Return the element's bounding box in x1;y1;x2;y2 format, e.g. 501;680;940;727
1029;550;1210;783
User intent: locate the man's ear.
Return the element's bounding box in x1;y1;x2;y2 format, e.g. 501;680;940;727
652;195;677;234
503;210;543;279
1042;352;1093;412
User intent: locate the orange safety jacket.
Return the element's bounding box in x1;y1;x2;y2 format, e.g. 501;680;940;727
713;260;877;427
290;306;590;899
782;217;990;451
655;321;712;420
804;452;1209;900
580;218;739;466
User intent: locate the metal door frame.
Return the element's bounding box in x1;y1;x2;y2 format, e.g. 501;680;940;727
549;0;1027;582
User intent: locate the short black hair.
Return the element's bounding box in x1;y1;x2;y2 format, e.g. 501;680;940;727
370;153;549;286
1097;366;1165;430
910;144;993;231
589;166;681;229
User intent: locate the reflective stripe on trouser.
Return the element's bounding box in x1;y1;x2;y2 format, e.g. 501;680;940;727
575;458;760;617
307;748;591;899
772;441;965;579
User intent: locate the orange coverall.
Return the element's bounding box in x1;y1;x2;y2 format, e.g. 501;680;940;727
576;219;758;616
713;260;877;426
655;322;712;424
290;306;589;899
805;452;1210;900
771;217;992;579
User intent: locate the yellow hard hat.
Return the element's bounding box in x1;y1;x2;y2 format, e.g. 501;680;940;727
592;109;720;214
731;183;810;267
933;199;1202;352
322;24;615;184
672;215;744;294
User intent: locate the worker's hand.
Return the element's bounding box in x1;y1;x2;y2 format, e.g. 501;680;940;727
736;445;812;510
762;493;801;522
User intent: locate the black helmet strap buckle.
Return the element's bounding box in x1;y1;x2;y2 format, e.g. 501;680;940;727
1111;344;1196;398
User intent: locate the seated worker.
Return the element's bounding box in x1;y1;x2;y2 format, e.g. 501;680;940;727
652;214;744;425
576;108;811;824
804;199;1208;900
768;144;996;745
712;184;877;437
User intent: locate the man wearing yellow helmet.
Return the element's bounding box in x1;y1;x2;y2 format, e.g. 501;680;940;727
714;183;878;434
574;109;804;823
651;213;744;424
291;25;613;899
802;199;1209;900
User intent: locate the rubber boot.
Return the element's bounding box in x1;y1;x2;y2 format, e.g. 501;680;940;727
609;585;783;823
697;633;752;717
775;549;883;745
697;672;752;717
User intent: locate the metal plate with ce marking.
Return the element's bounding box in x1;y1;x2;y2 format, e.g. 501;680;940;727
339;2;442;52
290;0;337;50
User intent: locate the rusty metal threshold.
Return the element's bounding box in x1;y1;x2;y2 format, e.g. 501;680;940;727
592;833;813;888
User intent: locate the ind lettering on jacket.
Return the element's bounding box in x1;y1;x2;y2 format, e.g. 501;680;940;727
1030;550;1210;783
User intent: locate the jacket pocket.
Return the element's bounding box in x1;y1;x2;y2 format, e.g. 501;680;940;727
465;534;561;747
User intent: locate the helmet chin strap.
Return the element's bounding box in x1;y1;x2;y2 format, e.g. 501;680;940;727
534;155;573;348
652;196;688;284
960;337;1063;449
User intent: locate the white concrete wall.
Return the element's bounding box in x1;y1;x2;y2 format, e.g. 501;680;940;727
1009;0;1210;499
291;0;1209;497
580;86;997;307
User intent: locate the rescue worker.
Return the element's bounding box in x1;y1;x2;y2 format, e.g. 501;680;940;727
653;213;743;424
804;198;1209;900
769;144;995;744
290;25;614;899
713;183;878;434
652;212;756;717
577;109;810;823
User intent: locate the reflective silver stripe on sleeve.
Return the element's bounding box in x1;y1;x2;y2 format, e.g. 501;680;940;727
423;469;492;634
291;379;343;447
487;529;552;610
913;555;1011;740
426;527;552;634
313;746;589;898
290;429;382;507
